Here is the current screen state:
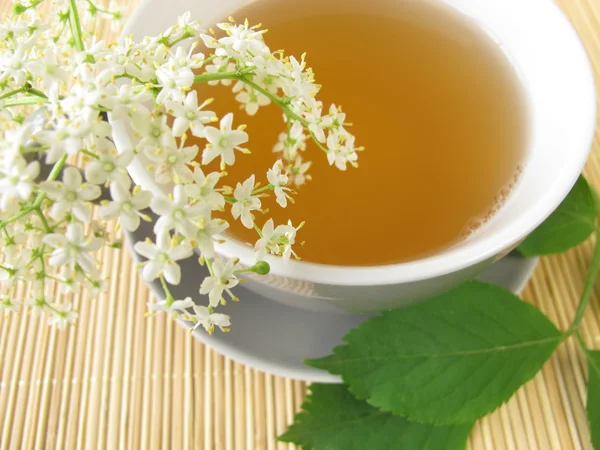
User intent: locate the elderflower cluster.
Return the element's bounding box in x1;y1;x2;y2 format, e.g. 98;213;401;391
0;2;361;333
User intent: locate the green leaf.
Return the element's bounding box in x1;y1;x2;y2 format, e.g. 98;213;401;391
307;281;564;425
518;176;597;256
279;384;473;450
586;350;600;449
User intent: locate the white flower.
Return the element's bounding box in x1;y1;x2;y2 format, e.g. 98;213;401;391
278;221;301;260
202;113;249;166
47;303;78;329
0;297;21;314
41;167;101;222
166;91;216;138
201;22;266;61
266;160;292;208
0;250;32;286
254;219;284;261
145;138;198;184
134;232;193;284
322;104;347;131
173;11;204;37
99;181;152;232
199;258;239;307
43;223;104;273
192;305;231;333
252;66;282;94
232;175;261;229
203;57;236;86
287;156;312;187
151;185;206;239
0;156;40;210
194;216;228;259
156;65;193;104
103;84;152;121
326;132;359;171
134;112;171;152
303;103;326;143
234;86;270;116
0;43;36;85
85;150;133;186
281;55;318;105
24;297;53;317
273;120;307;161
34;115;93;163
184;167;224;210
31;47;69;90
148;296;194;317
155;48;201;104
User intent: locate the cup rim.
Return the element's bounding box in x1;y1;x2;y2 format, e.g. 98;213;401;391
114;0;597;287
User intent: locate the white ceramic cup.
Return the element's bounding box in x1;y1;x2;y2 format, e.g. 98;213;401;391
114;0;597;313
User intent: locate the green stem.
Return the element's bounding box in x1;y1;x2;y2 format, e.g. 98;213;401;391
193;71;242;84
4;96;48;106
252;184;274;195
13;0;45;13
27;88;48;99
86;0;116;15
33;153;69;208
34;208;53;233
241;77;307;125
0;87;27;101
308;130;330;154
167;32;194;48
68;0;85;52
159;275;175;306
568;229;600;334
81;149;100;159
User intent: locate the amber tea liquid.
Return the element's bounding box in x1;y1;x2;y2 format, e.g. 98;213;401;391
193;0;528;266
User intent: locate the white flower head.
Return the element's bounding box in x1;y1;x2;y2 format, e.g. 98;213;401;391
151;185;207;239
273;120;307;161
287;156;312;187
0;297;22;314
203;57;236;86
234;86;270;116
99;181;152;232
192;305;231;334
199;258;239;307
104;84;152;121
201;21;267;60
184;167;224;210
43;223;104;274
85;149;134;186
326;132;359;171
231;174;261;229
254;219;301;261
202;113;249;166
134;232;193;285
166;90;217;138
155;46;202;104
41;167;101;222
148;296;194;318
194;216;228;259
266;159;292;208
0;155;40;210
48;303;78;329
145;137;198;184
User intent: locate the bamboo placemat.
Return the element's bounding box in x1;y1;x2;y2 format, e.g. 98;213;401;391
1;0;600;448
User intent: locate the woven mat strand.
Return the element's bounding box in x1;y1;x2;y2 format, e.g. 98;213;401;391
1;0;600;448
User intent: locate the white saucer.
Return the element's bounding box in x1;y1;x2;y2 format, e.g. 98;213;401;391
125;217;538;383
